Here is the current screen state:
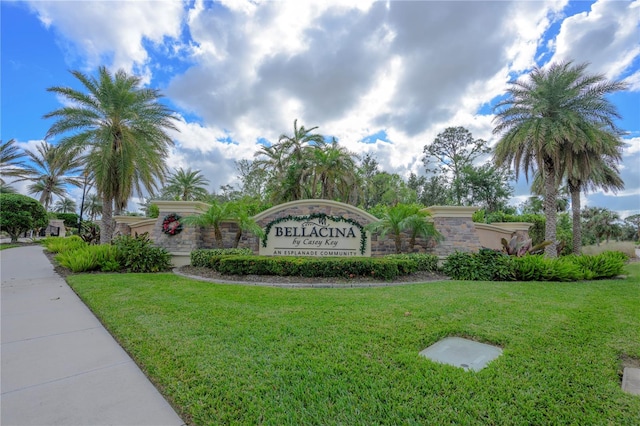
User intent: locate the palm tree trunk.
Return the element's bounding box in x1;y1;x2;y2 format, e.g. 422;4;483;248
214;226;223;248
394;233;402;254
569;180;582;255
543;161;558;258
233;229;242;248
100;195;114;244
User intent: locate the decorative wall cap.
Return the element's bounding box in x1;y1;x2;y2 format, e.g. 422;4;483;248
475;222;518;235
113;215;148;225
425;206;479;218
151;200;211;215
48;219;65;226
490;222;533;232
129;218;157;229
253;199;379;222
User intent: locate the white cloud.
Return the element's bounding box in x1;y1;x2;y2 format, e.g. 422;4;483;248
26;0;185;82
17;0;640;217
550;0;640;82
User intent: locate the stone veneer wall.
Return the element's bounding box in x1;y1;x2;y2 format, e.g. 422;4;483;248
425;206;482;257
146;200;492;262
151;201;212;254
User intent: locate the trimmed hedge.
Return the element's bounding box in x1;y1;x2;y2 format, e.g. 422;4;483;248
191;248;254;268
202;256;417;281
442;250;628;282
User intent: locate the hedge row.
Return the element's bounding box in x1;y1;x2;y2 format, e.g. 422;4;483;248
442;249;628;282
191;250;439;280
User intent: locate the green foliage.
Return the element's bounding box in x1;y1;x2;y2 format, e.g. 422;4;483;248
442;249;514;281
212;256;416;281
112;234;172;273
566;251;628;279
384;253;439;272
42;235;87;253
511;256;584;282
441;251;478;280
190;248;253;268
148;204;160;219
55;244;118;273
55;212;80;228
444;249;625;282
0;193;49;242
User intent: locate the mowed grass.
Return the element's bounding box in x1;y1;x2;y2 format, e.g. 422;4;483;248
67;263;640;425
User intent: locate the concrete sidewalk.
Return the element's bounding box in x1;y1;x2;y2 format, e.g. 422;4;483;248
1;245;185;426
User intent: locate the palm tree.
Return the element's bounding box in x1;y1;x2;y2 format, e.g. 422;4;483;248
270;119;324;202
20;141;83;210
163;168;210;201
181;200;235;248
563;132;624;254
83;193;103;221
44;67;178;243
227;201;265;248
365;204;439;254
309;138;361;203
54;197;77;213
0;139;28;188
493;61;627;257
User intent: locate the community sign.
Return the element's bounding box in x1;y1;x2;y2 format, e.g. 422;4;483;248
260;213;370;257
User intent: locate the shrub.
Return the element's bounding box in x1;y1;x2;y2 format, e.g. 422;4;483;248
79;221;100;244
442;251;479;280
56;213;80;229
55;244;118;273
511;256;584;282
0;193;49;242
443;249;514;281
42;235;87;253
190;248;253;268
384;253;439;272
112;234;171;273
567;251;628;279
213;256;416;281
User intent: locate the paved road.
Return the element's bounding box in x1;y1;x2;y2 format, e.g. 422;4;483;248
1;245;185;426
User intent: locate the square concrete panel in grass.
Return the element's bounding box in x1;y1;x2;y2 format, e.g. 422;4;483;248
420;337;503;372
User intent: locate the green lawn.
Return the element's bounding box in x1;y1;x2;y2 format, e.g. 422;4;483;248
67;263;640;425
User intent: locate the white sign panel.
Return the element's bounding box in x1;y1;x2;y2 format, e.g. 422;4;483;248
260;214;370;257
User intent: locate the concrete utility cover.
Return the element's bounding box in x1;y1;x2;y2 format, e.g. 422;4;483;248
419;337;503;372
622;368;640;395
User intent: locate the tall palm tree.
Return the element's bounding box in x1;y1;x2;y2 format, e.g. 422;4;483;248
493;61;627;257
563;129;624;254
20;141;83;210
276;119;324;201
309;138;360;203
163;168;210;201
54;197;77;213
44;67;179;243
0;139;28;188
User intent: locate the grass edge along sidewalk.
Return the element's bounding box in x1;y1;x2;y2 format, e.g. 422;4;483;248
67;263;640;425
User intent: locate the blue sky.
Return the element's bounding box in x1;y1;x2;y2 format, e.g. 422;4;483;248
1;0;639;217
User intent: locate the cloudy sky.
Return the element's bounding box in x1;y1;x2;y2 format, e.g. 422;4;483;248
2;0;639;218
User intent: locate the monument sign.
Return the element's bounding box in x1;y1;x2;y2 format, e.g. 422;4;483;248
260;213;369;257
